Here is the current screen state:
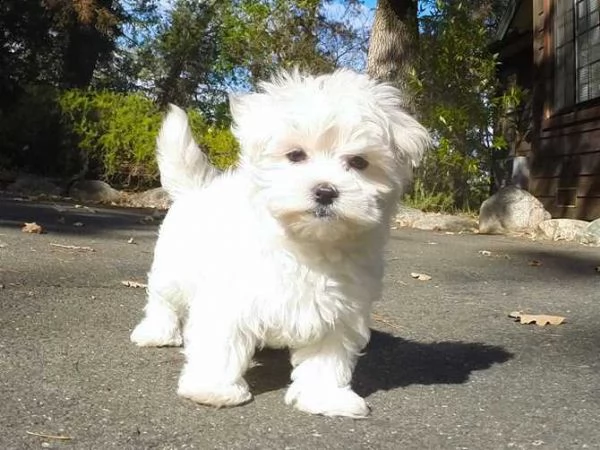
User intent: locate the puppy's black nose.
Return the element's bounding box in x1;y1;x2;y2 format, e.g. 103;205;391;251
313;183;339;205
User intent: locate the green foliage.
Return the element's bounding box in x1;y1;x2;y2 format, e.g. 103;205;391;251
214;0;368;88
186;109;240;170
0;86;238;188
405;0;513;212
59;90;163;186
58;90;238;187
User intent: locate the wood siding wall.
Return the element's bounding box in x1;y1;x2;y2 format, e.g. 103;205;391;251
529;0;600;220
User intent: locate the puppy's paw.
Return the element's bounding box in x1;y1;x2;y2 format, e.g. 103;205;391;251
177;377;252;407
285;384;370;418
130;318;182;347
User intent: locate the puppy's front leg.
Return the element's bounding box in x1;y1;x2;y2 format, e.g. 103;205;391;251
285;329;370;418
177;303;255;407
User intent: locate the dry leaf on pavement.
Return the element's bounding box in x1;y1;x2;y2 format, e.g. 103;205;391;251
410;272;432;281
21;222;44;234
478;250;491;256
509;311;565;326
528;260;542;267
121;280;147;288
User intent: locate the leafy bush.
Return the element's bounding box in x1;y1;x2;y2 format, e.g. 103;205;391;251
59;90;239;187
0;86;239;189
59;90;163;187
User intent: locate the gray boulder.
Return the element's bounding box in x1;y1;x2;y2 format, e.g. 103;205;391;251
6;174;63;196
395;205;477;232
411;214;477;232
537;219;589;241
479;186;551;234
124;188;172;210
69;180;121;203
579;218;600;246
395;204;427;227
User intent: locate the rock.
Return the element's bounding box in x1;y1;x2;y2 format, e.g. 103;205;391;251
395;205;477;232
479;186;551;234
69;180;121;203
537;219;589;241
411;214;478;232
6;174;63;196
578;218;600;246
123;188;172;210
395;204;426;227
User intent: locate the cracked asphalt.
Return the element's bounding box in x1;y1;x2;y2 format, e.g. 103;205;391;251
1;195;599;450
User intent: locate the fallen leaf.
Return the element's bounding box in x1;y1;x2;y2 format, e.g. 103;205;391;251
49;243;95;252
121;280;147;288
410;272;432;281
528;260;542;267
478;250;491;256
509;311;565;326
127;237;136;244
22;222;44;234
73;222;84;227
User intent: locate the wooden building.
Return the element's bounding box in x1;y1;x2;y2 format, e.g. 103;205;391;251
495;0;600;219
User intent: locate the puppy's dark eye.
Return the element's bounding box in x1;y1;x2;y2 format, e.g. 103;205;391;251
347;156;369;170
286;148;308;163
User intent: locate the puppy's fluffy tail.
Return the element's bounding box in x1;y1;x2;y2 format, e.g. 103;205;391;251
157;104;219;198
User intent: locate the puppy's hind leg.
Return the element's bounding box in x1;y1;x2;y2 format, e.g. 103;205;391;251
130;279;184;347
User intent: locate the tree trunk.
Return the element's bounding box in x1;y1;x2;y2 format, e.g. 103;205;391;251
367;0;418;108
60;0;116;89
61;24;107;88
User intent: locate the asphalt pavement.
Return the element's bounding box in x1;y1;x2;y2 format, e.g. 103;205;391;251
1;195;599;450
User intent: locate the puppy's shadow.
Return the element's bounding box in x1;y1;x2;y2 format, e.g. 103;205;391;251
246;348;292;395
353;330;513;397
245;330;513;397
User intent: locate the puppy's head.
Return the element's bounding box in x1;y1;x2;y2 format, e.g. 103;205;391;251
230;69;430;242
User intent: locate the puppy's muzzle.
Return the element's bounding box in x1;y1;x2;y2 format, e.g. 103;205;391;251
313;183;339;206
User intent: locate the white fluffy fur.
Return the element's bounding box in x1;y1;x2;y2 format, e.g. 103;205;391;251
131;69;430;418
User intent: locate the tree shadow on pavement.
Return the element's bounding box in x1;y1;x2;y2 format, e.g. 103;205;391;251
506;248;599;279
245;330;512;398
0;196;162;236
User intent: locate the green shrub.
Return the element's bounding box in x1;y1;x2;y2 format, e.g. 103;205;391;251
2;86;240;189
59;90;238;188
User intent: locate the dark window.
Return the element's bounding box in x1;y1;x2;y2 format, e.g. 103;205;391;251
553;0;600;110
575;0;600;102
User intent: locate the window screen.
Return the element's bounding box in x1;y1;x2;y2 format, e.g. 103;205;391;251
575;0;600;102
554;0;576;110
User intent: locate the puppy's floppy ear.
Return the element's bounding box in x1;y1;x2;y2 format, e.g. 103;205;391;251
228;92;274;161
370;82;431;169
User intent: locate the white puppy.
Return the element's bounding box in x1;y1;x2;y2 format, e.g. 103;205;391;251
130;69;429;418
